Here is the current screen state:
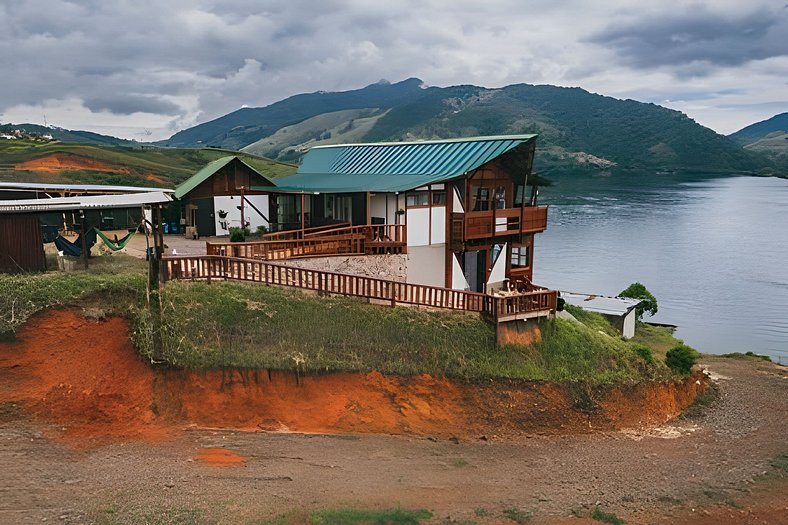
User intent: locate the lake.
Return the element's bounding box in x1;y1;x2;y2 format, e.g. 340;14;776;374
533;172;788;364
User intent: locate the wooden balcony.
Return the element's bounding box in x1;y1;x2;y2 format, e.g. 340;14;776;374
463;206;547;240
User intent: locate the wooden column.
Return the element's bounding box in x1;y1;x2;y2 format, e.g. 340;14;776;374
79;210;88;269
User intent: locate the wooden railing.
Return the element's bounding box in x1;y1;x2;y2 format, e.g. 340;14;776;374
465;206;547;240
262;222;351;241
208;224;407;261
206;235;365;260
161;255;557;321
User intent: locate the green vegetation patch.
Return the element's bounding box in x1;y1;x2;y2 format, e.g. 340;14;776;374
722;351;771;362
590;507;625;525
0;255;146;336
310;507;432;525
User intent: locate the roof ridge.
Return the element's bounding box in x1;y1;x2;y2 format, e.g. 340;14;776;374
310;134;537;149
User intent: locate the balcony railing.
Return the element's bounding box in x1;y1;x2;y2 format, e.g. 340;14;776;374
463;206;547;240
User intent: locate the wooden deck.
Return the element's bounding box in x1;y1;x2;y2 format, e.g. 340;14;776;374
161;255;557;321
207;224;407;261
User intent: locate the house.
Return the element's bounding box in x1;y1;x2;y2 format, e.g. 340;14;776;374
259;135;548;292
174;156;276;237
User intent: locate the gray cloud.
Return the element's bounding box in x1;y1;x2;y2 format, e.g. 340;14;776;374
587;7;788;69
0;0;785;138
83;95;182;116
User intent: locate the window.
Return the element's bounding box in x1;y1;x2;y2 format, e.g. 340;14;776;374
511;246;529;268
406;192;429;207
324;195;352;221
431;192;446;205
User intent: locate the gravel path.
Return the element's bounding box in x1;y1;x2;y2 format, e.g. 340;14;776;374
1;356;786;524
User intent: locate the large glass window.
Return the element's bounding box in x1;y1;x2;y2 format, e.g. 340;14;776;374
324;194;352;221
431;192;446;205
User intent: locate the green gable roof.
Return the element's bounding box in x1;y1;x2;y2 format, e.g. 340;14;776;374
270;135;536;193
174;156;275;199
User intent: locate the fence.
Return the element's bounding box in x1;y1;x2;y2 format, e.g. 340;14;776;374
161;255;556;321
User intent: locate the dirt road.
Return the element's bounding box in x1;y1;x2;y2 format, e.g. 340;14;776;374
0;353;784;524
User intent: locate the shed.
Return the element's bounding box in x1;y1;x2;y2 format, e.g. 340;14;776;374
562;292;642;339
175;156;277;237
0;214;45;273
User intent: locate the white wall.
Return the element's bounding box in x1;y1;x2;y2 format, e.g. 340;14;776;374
406;207;430;247
622;309;636;339
214;195;269;235
431;206;445;244
406;245;445;287
451;253;470;290
487;242;508;286
370;193;397;224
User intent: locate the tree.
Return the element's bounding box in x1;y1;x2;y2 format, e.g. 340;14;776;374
619;282;658;319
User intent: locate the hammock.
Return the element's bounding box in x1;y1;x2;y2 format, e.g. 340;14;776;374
53;228;97;257
95;228;137;251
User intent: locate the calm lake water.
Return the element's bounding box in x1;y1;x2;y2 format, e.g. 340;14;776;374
533;172;788;364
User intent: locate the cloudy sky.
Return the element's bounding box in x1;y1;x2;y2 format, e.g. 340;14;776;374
1;0;786;141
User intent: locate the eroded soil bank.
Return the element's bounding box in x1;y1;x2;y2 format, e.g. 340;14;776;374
0;309;705;446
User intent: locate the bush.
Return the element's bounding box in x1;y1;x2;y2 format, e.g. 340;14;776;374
666;344;699;375
229;227;250;242
619;282;658;319
256;225;269;236
633;344;654;365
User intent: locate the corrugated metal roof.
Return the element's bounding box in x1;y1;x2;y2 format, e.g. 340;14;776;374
562;292;641;316
174;156;276;200
272;135;536;193
0;192;172;213
0;181;174;194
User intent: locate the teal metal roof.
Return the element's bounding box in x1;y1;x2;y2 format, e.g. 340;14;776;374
174;156;275;200
271;135;536;193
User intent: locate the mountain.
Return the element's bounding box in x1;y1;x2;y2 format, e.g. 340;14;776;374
729;113;788;143
164;78;426;150
0;123;137;147
728;113;788;164
163;79;773;175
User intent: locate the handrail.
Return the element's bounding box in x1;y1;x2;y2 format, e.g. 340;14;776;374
207;224;407;261
161;254;557;320
262;222;351;241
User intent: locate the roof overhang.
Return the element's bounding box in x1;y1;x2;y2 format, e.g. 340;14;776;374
0;181;174;194
0;192;173;213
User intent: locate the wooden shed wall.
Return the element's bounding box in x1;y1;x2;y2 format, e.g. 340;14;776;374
0;214;45;273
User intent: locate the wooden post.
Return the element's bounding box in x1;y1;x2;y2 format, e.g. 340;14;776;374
79;209;88;269
240;186;246;231
300;193;305;233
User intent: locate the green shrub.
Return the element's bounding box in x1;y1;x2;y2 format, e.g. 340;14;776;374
666;344;699;375
229;227;249;242
633;344;654;365
256;224;269;236
591;507;625;525
619;282;658;319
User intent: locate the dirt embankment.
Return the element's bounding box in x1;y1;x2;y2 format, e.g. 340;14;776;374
15;153;130;173
0;309;706;447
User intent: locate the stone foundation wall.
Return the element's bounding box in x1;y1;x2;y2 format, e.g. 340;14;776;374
279;254;408;282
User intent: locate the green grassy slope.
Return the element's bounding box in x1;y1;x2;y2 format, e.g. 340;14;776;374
1;255;683;383
0;139;296;187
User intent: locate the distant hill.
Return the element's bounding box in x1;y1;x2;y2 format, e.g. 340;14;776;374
729;113;788;143
0;139;296;188
163;78;773;175
0;123;139;147
728;113;788;166
164;78;426;150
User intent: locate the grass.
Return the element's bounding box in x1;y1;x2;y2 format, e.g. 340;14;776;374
502;507;530;523
309;507;432;524
590;507;625;525
131;279;679;382
722;351;772;362
2;256;686;383
0;139;296;188
630;321;681;360
0;254;146;337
